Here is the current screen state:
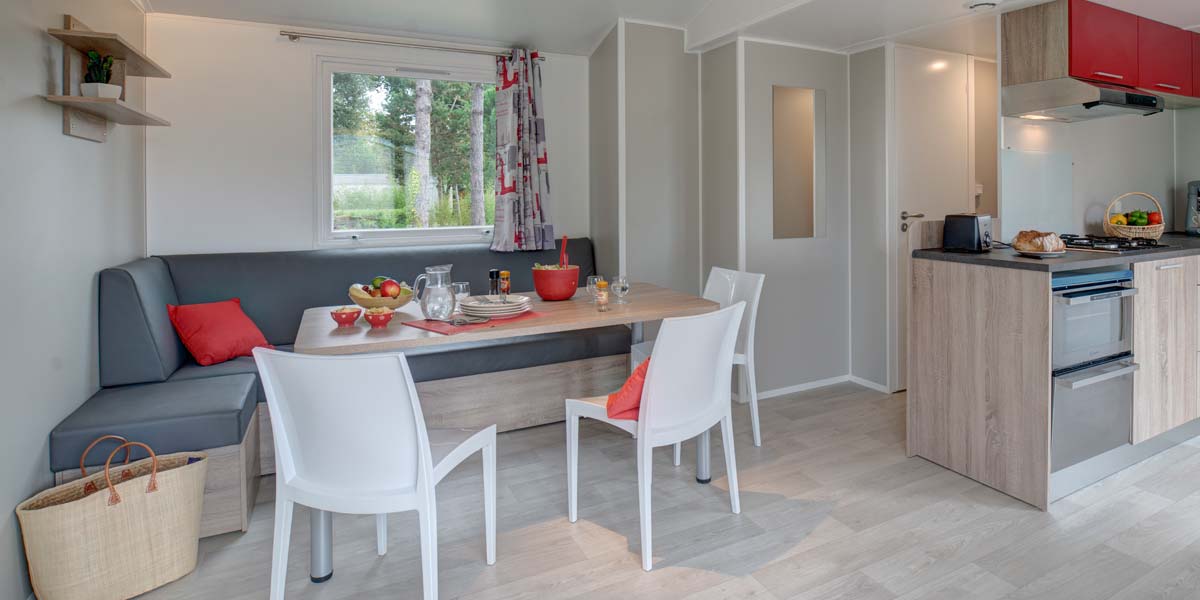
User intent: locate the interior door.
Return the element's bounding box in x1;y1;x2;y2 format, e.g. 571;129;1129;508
894;46;972;390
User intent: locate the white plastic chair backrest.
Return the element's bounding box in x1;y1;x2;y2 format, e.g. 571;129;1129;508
637;302;746;445
702;267;765;357
253;348;432;494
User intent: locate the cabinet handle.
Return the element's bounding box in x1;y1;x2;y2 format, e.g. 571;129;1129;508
1155;83;1182;91
1093;71;1124;80
1157;263;1183;271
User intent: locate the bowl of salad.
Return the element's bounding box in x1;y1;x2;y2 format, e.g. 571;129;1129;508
532;263;579;301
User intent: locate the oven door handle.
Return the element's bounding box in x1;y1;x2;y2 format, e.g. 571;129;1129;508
1053;287;1137;306
1054;362;1139;390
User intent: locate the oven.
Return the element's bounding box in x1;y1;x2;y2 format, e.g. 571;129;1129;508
1051;270;1135;372
1052;358;1138;471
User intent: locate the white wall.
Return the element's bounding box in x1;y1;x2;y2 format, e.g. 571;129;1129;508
1180;108;1200;227
624;23;700;294
744;41;850;393
0;2;147;597
145;14;590;255
701;42;739;276
1001;111;1177;238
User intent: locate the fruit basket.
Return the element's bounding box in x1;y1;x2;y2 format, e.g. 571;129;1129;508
348;283;413;310
1103;192;1165;240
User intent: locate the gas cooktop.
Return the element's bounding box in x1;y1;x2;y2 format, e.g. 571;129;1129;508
1058;234;1171;253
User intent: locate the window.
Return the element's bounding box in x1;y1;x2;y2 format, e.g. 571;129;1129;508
317;57;496;245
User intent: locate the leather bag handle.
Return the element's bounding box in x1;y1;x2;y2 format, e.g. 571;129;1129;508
79;434;130;477
104;442;158;506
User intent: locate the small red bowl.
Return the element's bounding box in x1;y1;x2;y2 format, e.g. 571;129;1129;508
330;308;362;327
363;311;394;329
532;266;580;301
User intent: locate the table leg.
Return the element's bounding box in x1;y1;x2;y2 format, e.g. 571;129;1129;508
696;429;711;484
631;322;644;345
310;509;333;583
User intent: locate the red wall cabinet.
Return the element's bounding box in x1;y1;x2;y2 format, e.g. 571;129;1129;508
1138;17;1193;96
1193;32;1200;97
1069;0;1140;87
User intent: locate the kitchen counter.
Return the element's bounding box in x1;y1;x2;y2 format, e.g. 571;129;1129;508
914;233;1200;272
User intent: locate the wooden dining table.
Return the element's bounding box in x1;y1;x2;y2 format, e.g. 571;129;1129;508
293;282;719;584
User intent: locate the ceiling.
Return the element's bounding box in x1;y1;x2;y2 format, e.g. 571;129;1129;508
142;0;705;55
142;0;1200;56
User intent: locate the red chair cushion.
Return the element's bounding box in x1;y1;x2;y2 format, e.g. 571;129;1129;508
167;298;272;366
606;358;649;420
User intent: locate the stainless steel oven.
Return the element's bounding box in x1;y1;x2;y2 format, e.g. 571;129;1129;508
1052;358;1138;471
1051;270;1135;371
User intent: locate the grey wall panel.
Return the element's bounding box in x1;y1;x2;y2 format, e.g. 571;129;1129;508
702;42;739;276
588;27;620;276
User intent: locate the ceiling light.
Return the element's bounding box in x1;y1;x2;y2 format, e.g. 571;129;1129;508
929;60;948;71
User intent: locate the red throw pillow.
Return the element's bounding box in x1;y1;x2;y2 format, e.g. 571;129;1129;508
167;298;273;366
607;358;650;420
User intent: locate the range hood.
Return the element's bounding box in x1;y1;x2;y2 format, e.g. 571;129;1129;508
1002;78;1163;123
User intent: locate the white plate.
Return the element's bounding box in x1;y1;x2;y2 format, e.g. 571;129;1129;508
459;294;530;309
462;306;530;318
1015;250;1067;259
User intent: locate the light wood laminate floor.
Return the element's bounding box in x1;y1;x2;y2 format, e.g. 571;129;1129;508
144;383;1200;599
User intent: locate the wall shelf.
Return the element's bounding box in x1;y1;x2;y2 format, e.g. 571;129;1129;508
46;29;171;78
44;96;170;126
44;14;171;142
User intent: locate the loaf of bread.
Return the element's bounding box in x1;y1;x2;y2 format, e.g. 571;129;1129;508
1011;230;1065;253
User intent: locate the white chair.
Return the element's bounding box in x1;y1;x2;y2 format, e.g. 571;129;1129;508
566;302;746;571
253;348;496;600
632;268;765;460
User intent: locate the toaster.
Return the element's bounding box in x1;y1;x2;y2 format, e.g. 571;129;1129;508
942;214;993;253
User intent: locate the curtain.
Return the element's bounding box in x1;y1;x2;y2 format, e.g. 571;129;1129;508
491;49;554;252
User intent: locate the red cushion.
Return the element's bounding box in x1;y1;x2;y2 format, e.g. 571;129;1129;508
606;358;649;420
167;298;272;366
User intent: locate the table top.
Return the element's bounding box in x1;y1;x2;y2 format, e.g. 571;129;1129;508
293;282;718;355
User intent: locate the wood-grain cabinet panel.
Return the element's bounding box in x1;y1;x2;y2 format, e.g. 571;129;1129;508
1132;256;1200;443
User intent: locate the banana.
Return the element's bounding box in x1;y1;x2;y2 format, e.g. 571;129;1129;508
348;284;371;300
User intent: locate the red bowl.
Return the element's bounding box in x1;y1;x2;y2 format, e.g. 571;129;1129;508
532;266;580;301
330;308;362;327
363;311;394;329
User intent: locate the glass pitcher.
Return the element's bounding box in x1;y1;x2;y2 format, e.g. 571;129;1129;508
413;264;456;321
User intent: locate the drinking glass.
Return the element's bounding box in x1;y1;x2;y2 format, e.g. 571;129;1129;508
587;275;605;303
612;276;631;304
451;282;471;310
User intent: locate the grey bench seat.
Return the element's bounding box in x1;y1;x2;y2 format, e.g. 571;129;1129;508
50;374;257;471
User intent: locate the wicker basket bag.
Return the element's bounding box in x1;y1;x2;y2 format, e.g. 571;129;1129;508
1103;192;1165;240
16;440;207;600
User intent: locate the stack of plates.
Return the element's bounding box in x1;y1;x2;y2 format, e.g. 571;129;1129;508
459;294;532;320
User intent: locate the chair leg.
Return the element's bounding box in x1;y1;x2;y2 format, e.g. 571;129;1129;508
418;503;439;600
637;443;654;572
567;408;580;523
269;498;294;600
720;415;741;514
483;429;497;566
744;362;762;447
375;514;388;556
672;442;681;467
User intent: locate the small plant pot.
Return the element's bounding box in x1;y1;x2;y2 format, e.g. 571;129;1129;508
80;83;122;99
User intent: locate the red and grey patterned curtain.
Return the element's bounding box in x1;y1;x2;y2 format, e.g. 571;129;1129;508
492;49;554;252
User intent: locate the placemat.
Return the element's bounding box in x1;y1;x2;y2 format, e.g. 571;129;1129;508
401;311;544;335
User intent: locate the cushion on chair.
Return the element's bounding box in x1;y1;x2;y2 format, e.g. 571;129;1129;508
607;357;649;420
168;298;273;366
168;345;293;404
50;374;257;471
99;258;189;386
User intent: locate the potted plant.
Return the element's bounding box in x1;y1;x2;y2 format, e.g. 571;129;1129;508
80;51;121;99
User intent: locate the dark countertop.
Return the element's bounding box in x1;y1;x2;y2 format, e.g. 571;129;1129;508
913;233;1200;272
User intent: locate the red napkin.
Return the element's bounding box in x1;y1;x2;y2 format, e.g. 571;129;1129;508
607;358;650;420
401;311;544;335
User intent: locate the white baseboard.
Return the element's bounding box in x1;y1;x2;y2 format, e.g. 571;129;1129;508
847;375;891;394
758;375;851;400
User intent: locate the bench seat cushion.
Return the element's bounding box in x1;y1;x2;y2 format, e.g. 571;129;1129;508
50;374;257;471
166;327;632;399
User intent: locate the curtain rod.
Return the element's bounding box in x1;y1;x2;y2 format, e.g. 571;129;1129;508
280;30;539;59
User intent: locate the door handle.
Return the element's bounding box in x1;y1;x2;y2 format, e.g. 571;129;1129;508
1093;71;1124;80
1157;263;1184;271
1155;83;1182;91
901;211;925;221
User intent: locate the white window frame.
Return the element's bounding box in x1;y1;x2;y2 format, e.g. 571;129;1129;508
314;55;497;247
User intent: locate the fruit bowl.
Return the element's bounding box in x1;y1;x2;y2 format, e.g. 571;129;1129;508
532;265;579;301
330;307;362;327
348;284;413;310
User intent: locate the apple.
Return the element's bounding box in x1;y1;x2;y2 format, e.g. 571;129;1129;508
369;287;382;298
380;279;403;299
